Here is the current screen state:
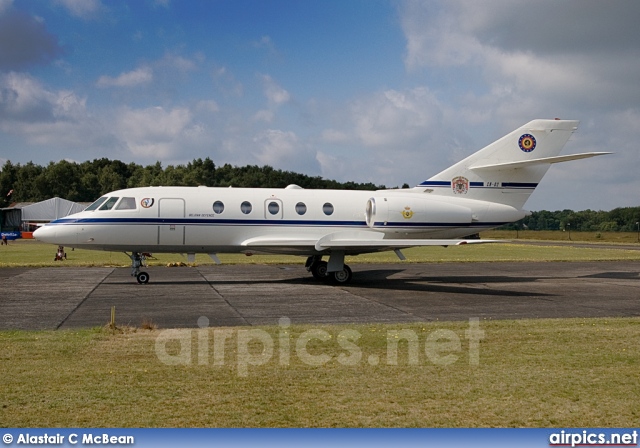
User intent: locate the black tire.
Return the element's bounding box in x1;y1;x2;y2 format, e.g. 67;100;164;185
311;261;329;280
136;271;150;284
331;265;353;284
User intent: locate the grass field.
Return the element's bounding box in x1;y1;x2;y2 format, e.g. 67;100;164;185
1;317;639;427
483;230;640;243
1;236;639;268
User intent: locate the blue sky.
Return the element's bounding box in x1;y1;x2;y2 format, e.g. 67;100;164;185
1;0;639;211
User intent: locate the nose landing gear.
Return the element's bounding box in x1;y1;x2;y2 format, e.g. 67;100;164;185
135;271;150;284
127;252;150;284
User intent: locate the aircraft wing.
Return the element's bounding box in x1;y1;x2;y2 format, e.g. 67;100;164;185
241;230;500;252
241;236;320;247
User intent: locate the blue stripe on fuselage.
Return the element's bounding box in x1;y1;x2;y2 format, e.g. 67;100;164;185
373;221;508;228
418;181;537;189
49;217;368;227
48;217;507;229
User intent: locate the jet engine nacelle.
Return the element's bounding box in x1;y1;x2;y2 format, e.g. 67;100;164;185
365;195;473;231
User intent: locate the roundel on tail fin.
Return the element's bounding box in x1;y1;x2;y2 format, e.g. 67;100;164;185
519;134;536;152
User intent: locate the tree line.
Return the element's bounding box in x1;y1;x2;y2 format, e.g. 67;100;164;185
0;158;387;206
502;208;640;232
1;158;638;231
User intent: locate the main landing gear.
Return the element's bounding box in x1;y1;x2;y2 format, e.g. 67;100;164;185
305;255;353;284
127;252;150;284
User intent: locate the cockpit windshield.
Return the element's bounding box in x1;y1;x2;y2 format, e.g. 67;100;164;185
99;197;120;211
84;197;108;211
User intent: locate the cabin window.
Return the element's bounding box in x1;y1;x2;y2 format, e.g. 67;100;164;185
241;201;252;214
213;201;225;214
323;202;334;216
99;197;119;211
115;197;137;210
268;201;280;215
85;197;107;211
295;202;307;215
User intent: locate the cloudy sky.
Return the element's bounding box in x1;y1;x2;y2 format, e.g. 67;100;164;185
0;0;638;211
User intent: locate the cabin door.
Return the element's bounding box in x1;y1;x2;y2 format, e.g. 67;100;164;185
158;198;185;246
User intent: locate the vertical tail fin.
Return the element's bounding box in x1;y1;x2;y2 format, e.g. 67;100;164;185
417;119;582;209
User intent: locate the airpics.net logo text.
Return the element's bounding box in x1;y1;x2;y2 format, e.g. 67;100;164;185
154;317;485;377
549;430;638;447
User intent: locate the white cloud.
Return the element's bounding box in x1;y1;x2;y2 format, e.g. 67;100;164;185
253;109;274;123
116;106;193;158
96;67;153;88
212;65;243;97
95;54;198;89
401;1;481;70
153;0;170;8
399;0;640;111
196;100;219;113
315;151;341;178
158;53;198;73
253;36;276;52
242;75;291;128
252;129;318;173
253;129;298;165
321;87;447;153
352;87;443;147
54;0;104;20
321;129;348;143
0;72;111;158
260;74;290;105
0;72;86;125
315;86;459;187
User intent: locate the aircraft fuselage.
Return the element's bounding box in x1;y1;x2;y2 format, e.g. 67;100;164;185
35;185;524;255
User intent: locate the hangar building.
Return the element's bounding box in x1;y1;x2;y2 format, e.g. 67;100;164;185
0;197;88;236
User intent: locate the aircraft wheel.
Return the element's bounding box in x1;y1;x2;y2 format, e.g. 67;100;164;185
311;261;329;280
136;271;150;284
331;265;353;284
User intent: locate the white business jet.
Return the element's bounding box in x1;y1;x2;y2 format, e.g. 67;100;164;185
34;119;608;284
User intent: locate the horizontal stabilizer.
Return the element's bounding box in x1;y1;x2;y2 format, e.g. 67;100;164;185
470;152;611;171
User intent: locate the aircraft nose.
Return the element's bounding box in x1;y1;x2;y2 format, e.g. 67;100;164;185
33;225;57;243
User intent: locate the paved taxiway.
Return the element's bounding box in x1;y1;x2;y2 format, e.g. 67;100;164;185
0;261;638;330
